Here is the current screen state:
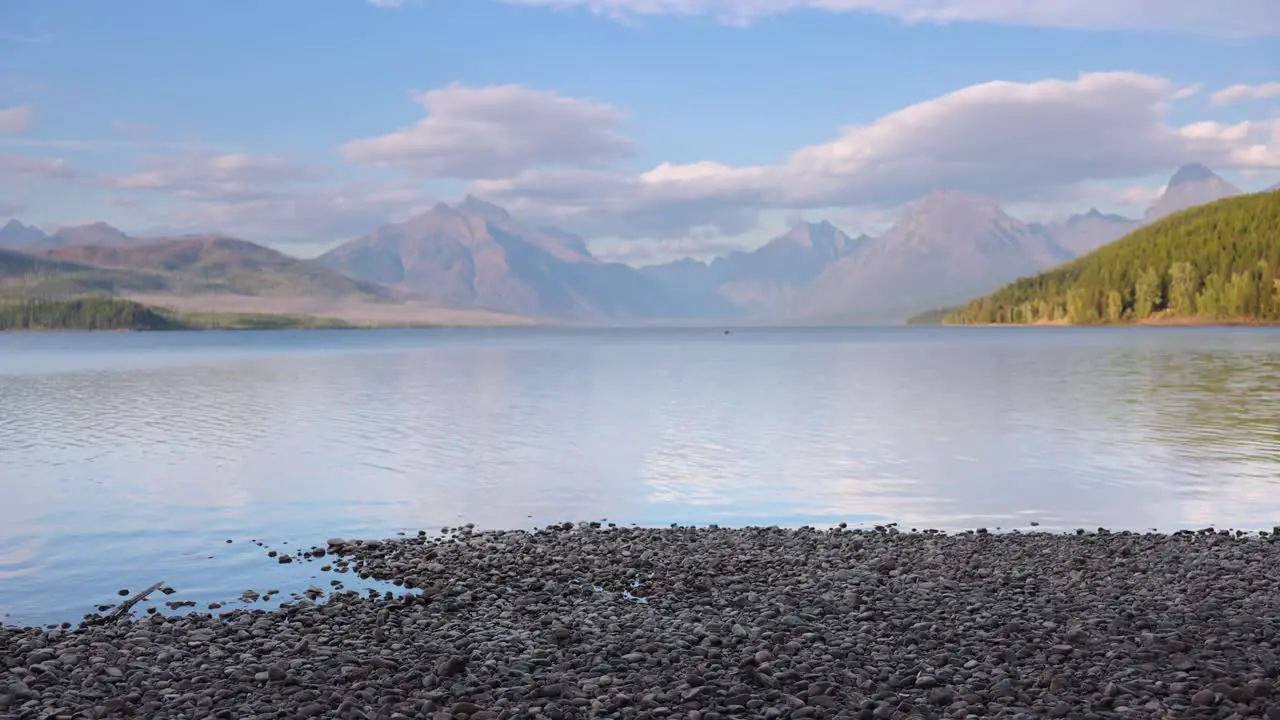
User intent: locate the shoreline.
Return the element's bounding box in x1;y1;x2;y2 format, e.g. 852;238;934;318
931;317;1280;328
0;296;552;333
3;525;1277;718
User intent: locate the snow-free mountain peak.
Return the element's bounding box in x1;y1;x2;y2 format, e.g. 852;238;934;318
1145;164;1240;223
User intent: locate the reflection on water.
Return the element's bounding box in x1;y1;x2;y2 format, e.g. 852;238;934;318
1;326;1279;626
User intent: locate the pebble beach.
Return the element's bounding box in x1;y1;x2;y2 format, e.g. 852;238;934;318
2;524;1278;720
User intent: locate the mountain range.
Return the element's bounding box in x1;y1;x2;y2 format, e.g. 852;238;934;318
0;163;1260;324
0;220;136;249
2;234;390;301
316;197;681;321
633;162;1244;322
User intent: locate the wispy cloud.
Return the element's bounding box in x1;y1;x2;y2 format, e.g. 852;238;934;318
496;0;1280;37
0;33;54;44
0;137;230;153
0;154;76;180
1211;82;1280;106
453;72;1280;239
0;106;31;133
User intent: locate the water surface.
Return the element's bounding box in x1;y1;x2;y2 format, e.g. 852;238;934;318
2;326;1279;626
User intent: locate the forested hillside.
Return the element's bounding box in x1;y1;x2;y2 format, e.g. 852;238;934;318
943;190;1280;325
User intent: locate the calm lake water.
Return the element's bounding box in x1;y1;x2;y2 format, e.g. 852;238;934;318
2;326;1280;626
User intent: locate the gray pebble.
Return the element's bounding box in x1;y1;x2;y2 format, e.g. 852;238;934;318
1;525;1276;719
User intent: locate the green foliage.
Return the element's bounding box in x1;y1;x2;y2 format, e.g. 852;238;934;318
0;298;354;332
0;298;176;331
172;311;351;330
1106;290;1124;323
1168;261;1199;315
943;190;1280;325
1133;266;1161;320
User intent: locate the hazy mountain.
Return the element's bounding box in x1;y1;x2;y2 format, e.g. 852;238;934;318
640;221;866;317
710;221;867;314
12;164;1250;323
318;196;679;321
0;246;171;296
1144;163;1240;223
638;258;741;317
49;221;133;246
39;235;388;299
0;219;53;249
1041;209;1140;257
0;247;87;276
796;190;1073;323
711;220;862;283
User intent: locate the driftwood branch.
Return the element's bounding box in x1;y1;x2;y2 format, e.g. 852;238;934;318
102;581;165;623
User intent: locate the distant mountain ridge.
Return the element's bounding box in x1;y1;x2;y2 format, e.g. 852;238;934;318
793;190;1075;323
637;163;1245;322
1;235;390;301
3;163;1253;323
1038;208;1140;257
43;235;390;299
640;220;867;317
0;220;52;249
51;222;133;247
318;196;681;321
0;220;135;250
1145;163;1240;223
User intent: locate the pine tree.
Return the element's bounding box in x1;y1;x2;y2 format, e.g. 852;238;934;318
1134;266;1161;320
1106;290;1124;323
942;190;1280;325
1169;261;1200;316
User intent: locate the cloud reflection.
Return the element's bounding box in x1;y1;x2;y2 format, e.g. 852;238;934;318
1;327;1278;626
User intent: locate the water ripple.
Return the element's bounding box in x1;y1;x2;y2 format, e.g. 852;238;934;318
1;326;1279;626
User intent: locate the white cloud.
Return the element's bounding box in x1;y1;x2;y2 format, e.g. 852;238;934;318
341;84;634;179
104;150;431;243
474;166;766;238
0;106;31;133
0;154;75;180
137;180;434;245
105;151;322;202
497;0;1280;36
772;72;1204;205
1211;82;1280;106
1114;184;1166;206
591;232;751;265
1176;119;1280;167
82;70;1280;250
470;72;1279;237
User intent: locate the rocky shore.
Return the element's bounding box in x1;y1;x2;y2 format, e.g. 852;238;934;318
2;525;1279;719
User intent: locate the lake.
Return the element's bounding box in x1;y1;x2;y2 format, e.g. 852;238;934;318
2;326;1279;627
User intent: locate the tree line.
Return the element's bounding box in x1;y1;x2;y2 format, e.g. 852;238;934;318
943;190;1280;325
0;298;176;331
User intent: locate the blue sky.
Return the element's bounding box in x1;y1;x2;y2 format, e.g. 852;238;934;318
1;0;1278;261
